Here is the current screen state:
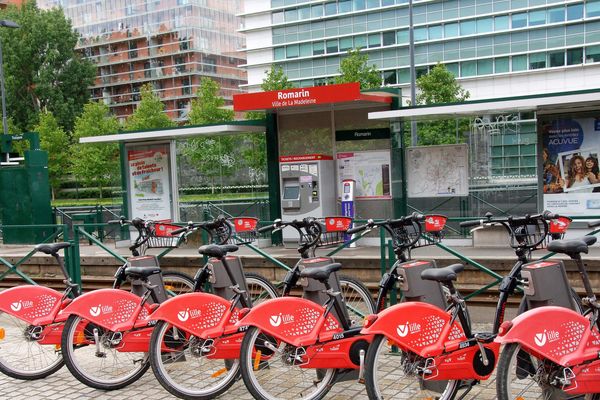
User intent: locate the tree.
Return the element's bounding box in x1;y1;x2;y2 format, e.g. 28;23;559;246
183;78;236;191
334;48;381;89
0;1;96;132
414;64;471;146
34;112;70;199
245;65;294;121
70;102;120;199
125;84;174;131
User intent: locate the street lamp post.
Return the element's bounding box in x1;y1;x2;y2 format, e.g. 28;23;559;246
0;19;20;143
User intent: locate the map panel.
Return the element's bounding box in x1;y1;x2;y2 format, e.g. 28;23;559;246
407;144;469;198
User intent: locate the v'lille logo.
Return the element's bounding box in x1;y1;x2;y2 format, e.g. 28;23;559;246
178;309;190;322
10;301;22;312
269;314;282;327
90;305;101;317
397;323;409;337
534;332;547;347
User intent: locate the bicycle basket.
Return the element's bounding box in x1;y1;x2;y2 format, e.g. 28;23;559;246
509;220;546;250
229;217;259;245
391;215;446;249
146;223;184;249
316;217;353;247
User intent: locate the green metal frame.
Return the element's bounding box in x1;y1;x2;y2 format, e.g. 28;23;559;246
0;224;69;285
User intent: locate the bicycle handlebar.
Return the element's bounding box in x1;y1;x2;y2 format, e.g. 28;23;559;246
590;220;600;228
258;218;323;250
460;211;559;228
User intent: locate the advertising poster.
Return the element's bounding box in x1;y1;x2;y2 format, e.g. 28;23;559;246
128;144;172;221
541;117;600;215
337;150;391;199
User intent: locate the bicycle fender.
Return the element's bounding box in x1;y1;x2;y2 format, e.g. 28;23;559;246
150;292;237;338
496;306;600;366
235;297;342;348
59;288;153;331
0;285;64;326
360;302;466;357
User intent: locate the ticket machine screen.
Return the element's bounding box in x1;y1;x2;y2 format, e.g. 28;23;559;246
283;185;300;200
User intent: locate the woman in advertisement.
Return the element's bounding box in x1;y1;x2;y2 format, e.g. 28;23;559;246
566;155;594;192
542;148;564;193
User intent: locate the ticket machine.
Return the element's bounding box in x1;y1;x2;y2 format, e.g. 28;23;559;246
280;155;336;241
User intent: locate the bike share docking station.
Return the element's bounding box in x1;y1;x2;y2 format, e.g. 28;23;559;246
233;82;398;245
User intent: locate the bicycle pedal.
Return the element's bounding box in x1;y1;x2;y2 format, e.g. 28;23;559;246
474;332;496;343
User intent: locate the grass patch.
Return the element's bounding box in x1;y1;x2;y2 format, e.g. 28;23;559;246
52;192;268;207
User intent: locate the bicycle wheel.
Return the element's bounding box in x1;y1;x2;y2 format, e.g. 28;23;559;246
365;334;459;400
150;320;239;400
240;326;335;400
162;271;195;297
497;342;565;400
61;314;149;390
245;272;279;306
339;275;375;326
0;311;64;380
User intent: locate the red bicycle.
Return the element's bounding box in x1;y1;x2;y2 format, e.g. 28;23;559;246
147;217;278;400
360;211;584;400
236;213;450;400
0;218;192;381
495;219;600;400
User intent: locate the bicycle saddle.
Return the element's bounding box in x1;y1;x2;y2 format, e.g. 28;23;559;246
421;263;464;283
299;263;341;282
581;236;597;246
198;244;239;259
35;242;71;255
547;239;589;255
124;266;161;278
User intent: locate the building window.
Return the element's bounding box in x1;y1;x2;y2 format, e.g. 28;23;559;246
429;25;443;40
512;55;527;71
311;4;323;18
397;29;409;44
588;1;600;18
461;60;477;77
353;0;366;11
477;17;493;33
548;51;565;67
368;33;381;48
446;63;459;76
313;42;325;56
339;0;352;13
477;59;493;75
326;39;339;53
284;8;298;22
299;43;311;57
460;20;477;35
366;0;380;8
511;13;527;29
340;37;353;51
529;10;546;26
567;47;583;65
286;44;299;58
567;4;584;21
529;52;546;69
587;45;600;62
274;47;285;60
383;70;396;85
495;57;510;73
414;27;428;42
444;23;459;38
382;31;395;46
354;35;367;49
548;7;565;23
495;15;509;30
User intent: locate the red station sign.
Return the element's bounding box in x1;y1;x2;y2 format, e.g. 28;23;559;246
233;82;390;111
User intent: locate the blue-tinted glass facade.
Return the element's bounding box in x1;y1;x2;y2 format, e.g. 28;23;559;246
256;0;600;87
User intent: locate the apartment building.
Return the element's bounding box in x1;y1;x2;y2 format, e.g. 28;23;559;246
38;0;247;121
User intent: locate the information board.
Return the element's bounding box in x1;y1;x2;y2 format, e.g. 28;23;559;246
337;150;391;199
406;144;469;198
127;143;173;221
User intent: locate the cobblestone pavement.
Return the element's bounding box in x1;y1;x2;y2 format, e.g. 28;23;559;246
0;363;500;400
0;323;500;400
